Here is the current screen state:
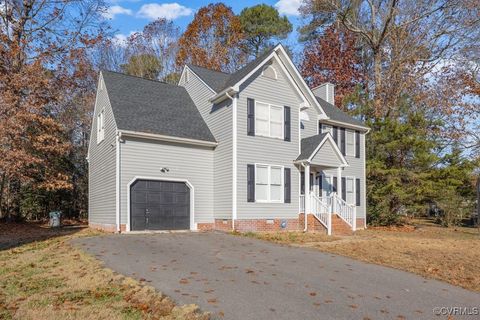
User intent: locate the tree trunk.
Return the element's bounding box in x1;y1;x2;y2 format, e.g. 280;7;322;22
0;173;5;219
373;48;382;118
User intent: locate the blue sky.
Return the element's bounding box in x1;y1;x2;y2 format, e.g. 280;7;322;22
103;0;304;50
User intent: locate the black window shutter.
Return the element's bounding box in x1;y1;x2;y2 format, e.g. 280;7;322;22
341;177;346;201
247;98;255;136
356;178;360;206
333;126;338;145
310;173;314;192
284;168;291;203
319;122;323;133
319;174;323;192
340;128;346;155
247;164;255;202
355;131;360;158
300;172;305;195
284;106;291;141
333;177;337;192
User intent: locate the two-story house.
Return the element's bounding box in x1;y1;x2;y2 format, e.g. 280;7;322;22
87;44;369;235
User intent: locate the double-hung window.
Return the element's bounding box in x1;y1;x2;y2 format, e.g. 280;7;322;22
255;102;283;139
255;164;283;202
346;129;355;156
346;177;355;205
97;109;105;143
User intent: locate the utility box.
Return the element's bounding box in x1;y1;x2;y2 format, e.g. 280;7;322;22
49;211;61;227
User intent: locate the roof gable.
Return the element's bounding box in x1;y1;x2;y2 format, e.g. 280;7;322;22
297;133;348;167
101;71;216;143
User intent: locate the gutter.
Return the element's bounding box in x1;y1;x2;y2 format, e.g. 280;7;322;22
119;130;218;148
209;87;238;104
321;119;370;132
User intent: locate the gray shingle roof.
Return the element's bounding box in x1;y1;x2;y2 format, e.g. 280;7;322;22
297;133;329;161
316;97;367;129
187;46;276;93
101;70;216;143
186;64;230;92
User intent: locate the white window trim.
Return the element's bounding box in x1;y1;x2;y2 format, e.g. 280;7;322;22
97;109;105;144
254;101;284;140
346;129;355;156
345;176;355;206
322;124;332;135
254;163;284;203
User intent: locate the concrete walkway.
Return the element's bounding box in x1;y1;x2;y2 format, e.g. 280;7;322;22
74;232;480;320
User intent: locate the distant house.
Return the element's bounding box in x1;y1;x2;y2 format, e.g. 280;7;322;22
87;44;369;235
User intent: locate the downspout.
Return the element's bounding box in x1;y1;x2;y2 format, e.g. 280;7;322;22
301;162;308;232
226;91;237;231
115;131;122;233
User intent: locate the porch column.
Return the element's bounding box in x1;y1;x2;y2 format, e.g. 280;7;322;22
337;167;342;200
305;164;311;215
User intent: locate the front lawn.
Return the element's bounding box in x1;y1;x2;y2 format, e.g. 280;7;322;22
236;219;480;292
0;223;209;320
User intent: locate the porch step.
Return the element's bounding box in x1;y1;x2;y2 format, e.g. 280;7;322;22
331;214;353;236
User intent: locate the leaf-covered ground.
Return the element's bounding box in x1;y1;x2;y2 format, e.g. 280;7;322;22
0;223;210;320
237;219;480;292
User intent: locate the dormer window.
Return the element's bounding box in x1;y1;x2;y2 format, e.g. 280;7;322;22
97;109;105;144
262;65;277;80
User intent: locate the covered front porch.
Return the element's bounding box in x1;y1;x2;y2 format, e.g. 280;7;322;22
296;133;356;235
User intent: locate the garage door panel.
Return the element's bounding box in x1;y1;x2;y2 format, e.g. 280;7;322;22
132;191;147;204
130;180;190;231
147;180;162;191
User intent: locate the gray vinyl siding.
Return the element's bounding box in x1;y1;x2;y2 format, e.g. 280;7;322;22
319;129;367;219
236;59;302;219
180;70;232;219
301;106;318;138
88;74;117;225
310;142;343;167
119;137;214;224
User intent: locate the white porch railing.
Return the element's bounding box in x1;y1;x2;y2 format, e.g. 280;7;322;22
331;193;356;231
300;192;356;234
310;193;332;235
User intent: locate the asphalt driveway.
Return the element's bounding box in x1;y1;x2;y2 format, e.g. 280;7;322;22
74;232;480;320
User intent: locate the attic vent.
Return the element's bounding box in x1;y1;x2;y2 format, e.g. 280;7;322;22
99;78;104;91
262;65;277;80
185;69;190;83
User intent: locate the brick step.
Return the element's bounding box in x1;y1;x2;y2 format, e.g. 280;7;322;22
331;214;354;236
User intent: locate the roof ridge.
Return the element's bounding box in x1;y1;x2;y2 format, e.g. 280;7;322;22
101;69;179;87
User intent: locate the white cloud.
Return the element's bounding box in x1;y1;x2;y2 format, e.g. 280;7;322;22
111;31;137;47
137;3;193;20
275;0;302;16
102;5;133;19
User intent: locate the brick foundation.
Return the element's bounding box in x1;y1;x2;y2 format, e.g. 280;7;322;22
197;218;300;232
356;218;366;230
89;222;126;233
88;216;365;234
234;218;300;232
